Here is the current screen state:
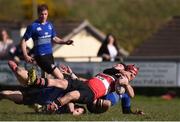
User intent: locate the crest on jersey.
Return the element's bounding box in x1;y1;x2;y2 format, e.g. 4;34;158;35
48;25;52;30
37;27;42;31
45;32;48;35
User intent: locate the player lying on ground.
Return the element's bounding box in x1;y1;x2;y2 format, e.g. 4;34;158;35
45;63;138;113
3;60;86;115
5;60;143;115
0;87;86;116
60;64;144;115
8;60;139;113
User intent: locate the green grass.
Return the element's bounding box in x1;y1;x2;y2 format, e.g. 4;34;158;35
0;95;180;121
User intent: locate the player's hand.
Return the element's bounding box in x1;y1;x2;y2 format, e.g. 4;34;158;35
24;55;34;63
59;64;73;75
66;40;74;45
117;76;129;86
133;109;145;115
46;102;58;113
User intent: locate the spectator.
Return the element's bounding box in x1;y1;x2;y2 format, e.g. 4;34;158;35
97;33;122;62
0;29;14;59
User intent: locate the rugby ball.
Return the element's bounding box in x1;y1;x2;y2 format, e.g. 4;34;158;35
115;83;126;94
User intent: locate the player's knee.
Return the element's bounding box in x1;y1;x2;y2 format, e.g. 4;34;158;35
68;91;80;101
105;100;112;108
52;67;64;79
55;79;68;89
0;90;17;96
1;90;10;95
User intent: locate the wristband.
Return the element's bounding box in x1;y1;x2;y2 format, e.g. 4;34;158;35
70;72;78;79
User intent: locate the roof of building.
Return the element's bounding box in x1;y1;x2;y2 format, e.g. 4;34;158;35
53;20;129;56
131;16;180;57
55;20;105;41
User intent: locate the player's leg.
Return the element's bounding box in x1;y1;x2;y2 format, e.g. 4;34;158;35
8;60;29;85
35;54;64;79
0;90;23;104
56;90;80;106
46;80;94;113
52;67;64;79
28;74;68;89
46;90;80;113
8;60;68;89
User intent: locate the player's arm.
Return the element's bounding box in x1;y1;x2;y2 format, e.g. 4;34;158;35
117;77;135;98
124;84;134;98
53;36;73;45
59;64;88;82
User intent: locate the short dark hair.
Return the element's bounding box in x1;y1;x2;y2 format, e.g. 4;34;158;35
86;100;108;114
103;67;120;76
37;4;48;14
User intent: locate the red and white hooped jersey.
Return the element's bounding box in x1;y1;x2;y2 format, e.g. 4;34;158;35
87;73;116;100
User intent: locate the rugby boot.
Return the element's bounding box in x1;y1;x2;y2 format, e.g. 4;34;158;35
27;67;37;85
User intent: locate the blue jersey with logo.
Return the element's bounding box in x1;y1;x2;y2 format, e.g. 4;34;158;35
105;92;131;107
23;20;56;56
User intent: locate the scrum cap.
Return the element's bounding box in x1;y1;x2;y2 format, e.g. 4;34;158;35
126;64;139;75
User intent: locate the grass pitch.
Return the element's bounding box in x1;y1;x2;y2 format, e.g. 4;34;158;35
0;95;180;121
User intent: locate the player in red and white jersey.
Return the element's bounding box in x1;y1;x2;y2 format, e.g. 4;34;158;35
87;73;116;100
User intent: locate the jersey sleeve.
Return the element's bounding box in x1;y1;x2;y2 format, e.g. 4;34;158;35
22;25;33;41
105;92;120;106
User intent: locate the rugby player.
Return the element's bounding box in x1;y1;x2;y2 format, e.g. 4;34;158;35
0;87;86;116
20;4;73;79
60;64;144;115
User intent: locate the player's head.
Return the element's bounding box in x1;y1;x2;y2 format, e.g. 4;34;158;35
125;64;139;80
86;99;109;114
37;4;48;22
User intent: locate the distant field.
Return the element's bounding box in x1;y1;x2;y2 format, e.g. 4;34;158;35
0;95;180;121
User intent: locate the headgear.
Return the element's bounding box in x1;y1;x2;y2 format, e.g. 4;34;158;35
126;64;139;75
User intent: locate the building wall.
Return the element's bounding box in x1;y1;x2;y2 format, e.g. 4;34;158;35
53;29;102;62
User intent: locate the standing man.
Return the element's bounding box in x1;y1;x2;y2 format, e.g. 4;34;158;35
21;4;73;79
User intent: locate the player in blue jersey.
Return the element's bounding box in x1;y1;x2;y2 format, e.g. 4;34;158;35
21;4;73;79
